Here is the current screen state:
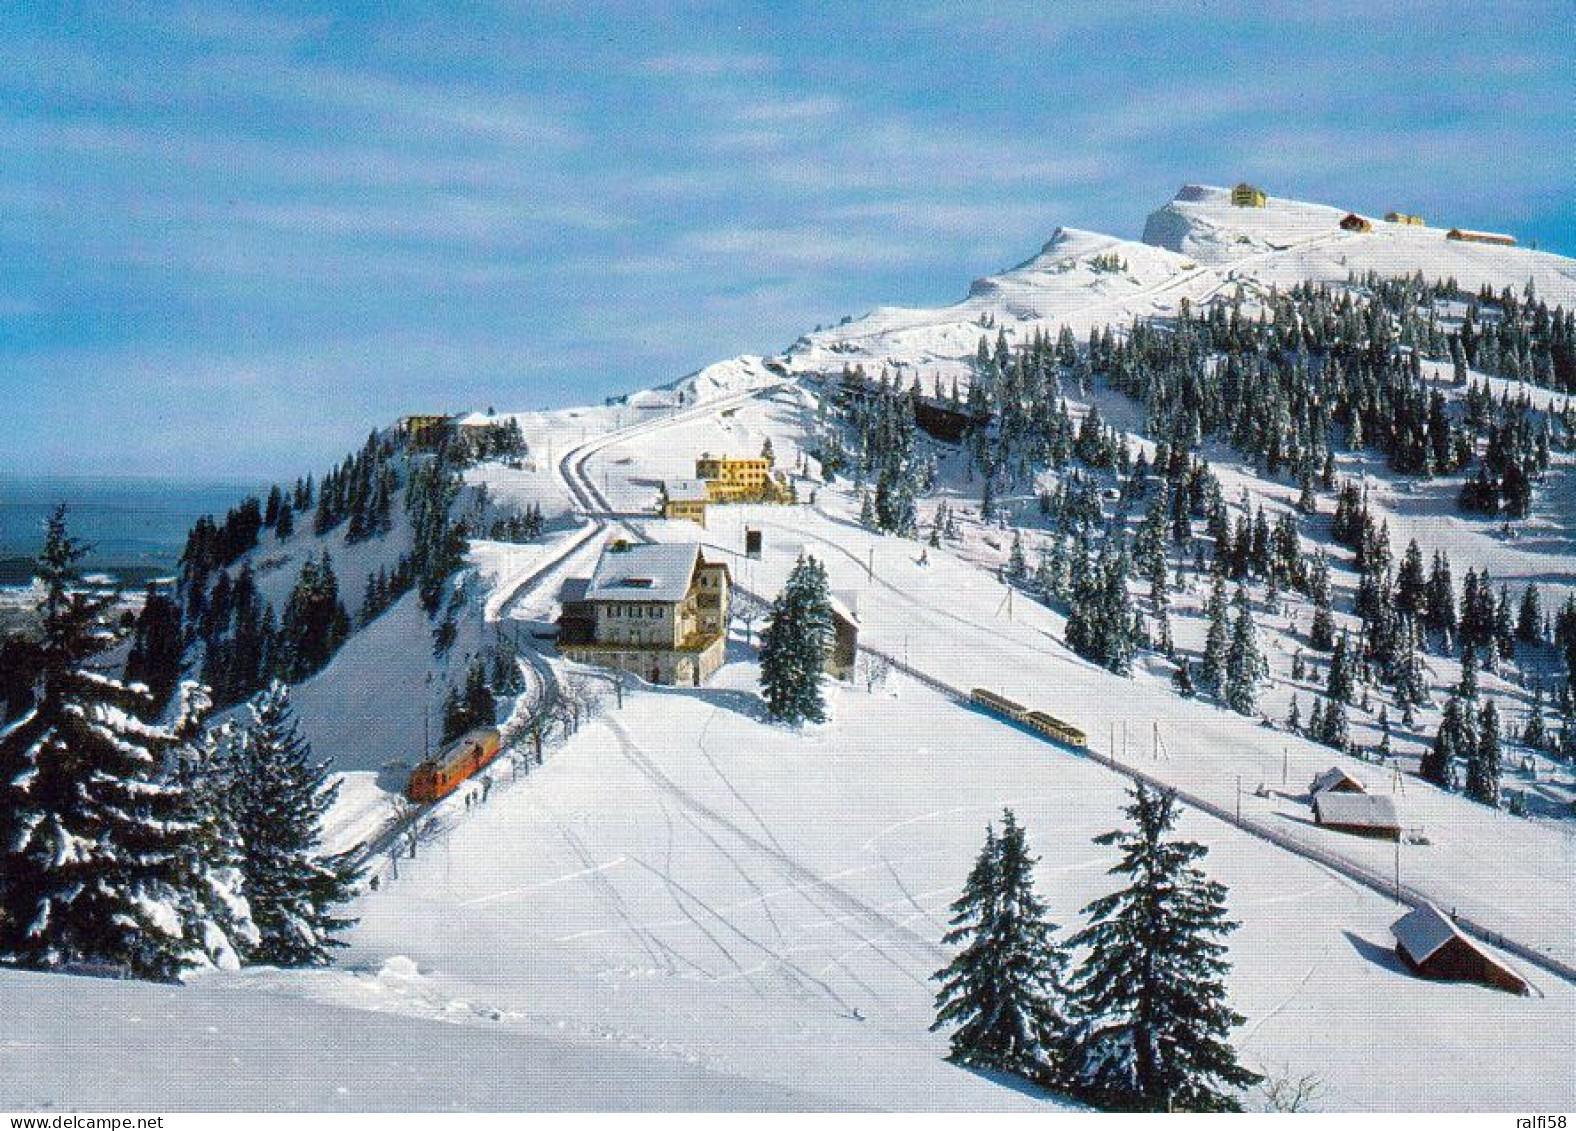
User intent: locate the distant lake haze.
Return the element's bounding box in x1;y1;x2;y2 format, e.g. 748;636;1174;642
0;474;260;586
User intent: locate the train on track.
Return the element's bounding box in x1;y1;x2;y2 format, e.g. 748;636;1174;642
408;726;504;802
970;688;1088;750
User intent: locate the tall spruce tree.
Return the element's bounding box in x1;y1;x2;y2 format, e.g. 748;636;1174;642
169;688;259;969
1200;574;1230;695
234;682;361;965
1223;586;1265;716
1423;695;1473;790
0;508;238;979
1463;698;1502;808
759;555;834;724
1308;553;1336;652
124;584;186;718
932;811;1070;1085
1064;785;1261;1112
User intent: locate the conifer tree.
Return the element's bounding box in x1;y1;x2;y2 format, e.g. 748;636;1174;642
1223;586;1264;716
1308;554;1335;652
234;682;361;966
1463;699;1502;808
759;555;834;724
1523;685;1548;750
169;691;258;969
125;585;186;717
1200;574;1230;695
932;811;1070;1085
1318;697;1350;752
1065;785;1260;1111
1423;696;1473;790
1326;631;1355;705
1516;585;1543;646
0;508;238;979
1006;530;1027;582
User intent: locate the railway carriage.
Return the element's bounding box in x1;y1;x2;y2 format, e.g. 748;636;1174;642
408;726;503;802
1021;710;1088;750
971;688;1087;750
970;688;1028;721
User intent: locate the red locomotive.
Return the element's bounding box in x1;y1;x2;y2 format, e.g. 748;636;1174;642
407;726;503;802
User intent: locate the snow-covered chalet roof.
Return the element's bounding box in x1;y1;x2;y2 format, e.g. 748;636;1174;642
1313;791;1399;829
828;590;859;625
585;542;700;603
664;478;709;503
1310;766;1366;796
1391;903;1462;966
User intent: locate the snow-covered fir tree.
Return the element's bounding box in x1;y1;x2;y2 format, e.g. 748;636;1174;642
1423;695;1473;790
1064;784;1260;1112
1223;586;1265;716
0;507;245;980
759;555;834;725
931;811;1069;1086
1463;698;1502;808
1200;573;1230;695
170;687;259;969
233;681;361;966
1308;554;1335;652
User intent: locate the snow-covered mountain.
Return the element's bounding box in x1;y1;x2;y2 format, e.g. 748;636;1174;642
787;183;1576;380
7;185;1574;1113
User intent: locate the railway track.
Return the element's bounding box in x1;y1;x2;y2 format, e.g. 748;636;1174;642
352;379;788;869
560;400;1576;990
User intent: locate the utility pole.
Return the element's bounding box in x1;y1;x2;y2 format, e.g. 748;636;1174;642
423;671;433;760
1394;836;1402;903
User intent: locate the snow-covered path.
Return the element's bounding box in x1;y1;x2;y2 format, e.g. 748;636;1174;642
332;666;1572;1111
572;397;1575;978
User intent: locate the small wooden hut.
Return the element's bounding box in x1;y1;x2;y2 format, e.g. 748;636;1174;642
1392;903;1529;995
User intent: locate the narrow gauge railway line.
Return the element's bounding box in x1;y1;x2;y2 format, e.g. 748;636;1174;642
561;400;1576;991
351;380;787;869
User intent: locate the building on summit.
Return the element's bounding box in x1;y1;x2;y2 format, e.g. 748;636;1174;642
1230;182;1268;207
1446;228;1517;247
398;415;454;451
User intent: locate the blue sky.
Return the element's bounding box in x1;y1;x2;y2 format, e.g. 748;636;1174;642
3;2;1572;478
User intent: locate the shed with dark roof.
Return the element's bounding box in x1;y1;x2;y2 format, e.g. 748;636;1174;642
1392;904;1529;995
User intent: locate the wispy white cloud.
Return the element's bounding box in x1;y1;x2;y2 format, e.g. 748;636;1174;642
638;52;775;78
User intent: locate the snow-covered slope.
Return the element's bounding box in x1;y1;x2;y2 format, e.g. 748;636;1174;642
12;184;1575;1113
790;183;1576;382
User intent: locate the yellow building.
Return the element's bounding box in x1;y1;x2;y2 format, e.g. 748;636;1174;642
1339;213;1373;233
659;479;709;527
558;541;732;686
1385;211;1426;226
398;414;453;450
695;453;792;503
1230;183;1268;207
